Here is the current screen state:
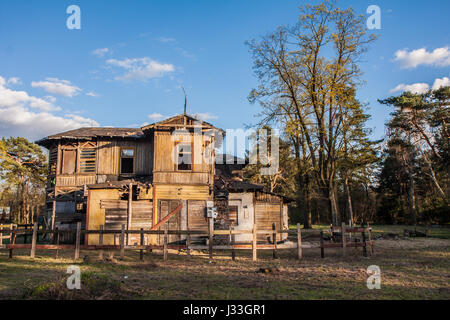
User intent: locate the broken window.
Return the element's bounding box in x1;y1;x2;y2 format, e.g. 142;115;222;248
120;148;135;174
176;143;192;171
80;148;96;173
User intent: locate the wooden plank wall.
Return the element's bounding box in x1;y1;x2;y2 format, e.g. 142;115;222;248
254;193;283;241
97;139;153;175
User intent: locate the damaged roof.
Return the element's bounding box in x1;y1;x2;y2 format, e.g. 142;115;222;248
36;127;144;147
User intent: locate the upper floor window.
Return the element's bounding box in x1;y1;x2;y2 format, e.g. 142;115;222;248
120;148;135;174
176;143;192;171
80;148;96;173
61;149;77;174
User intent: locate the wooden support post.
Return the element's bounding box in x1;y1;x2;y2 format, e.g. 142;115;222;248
163;226;168;262
297;223;302;260
272;223;278;259
368;228;374;254
127;183;132;245
120;224;125;260
98;225;104;260
30;222;38;258
320;230;324;259
231;226;235;261
362;227;367;257
252;224;257;261
208;217;214;261
140;228;144;261
9;226;16;259
186;228;191;258
55;228;60;259
342;222;346;257
74;222;81;260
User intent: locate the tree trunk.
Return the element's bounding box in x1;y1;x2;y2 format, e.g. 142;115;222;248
328;185;339;225
344;176;354;226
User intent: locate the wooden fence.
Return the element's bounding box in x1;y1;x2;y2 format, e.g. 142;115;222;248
319;223;374;258
1;222;374;261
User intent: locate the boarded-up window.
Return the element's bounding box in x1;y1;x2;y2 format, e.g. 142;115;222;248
228;205;239;225
176;143;192;171
120;148;135;174
80;148;96;173
61;149;76;174
187;200;207;231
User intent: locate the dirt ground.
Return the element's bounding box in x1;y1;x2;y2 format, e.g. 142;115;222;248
0;235;449;300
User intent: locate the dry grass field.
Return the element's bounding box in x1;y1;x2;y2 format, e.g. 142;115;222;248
0;226;449;300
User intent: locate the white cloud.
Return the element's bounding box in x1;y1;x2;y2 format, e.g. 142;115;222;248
157;37;176;43
390;75;450;94
0;76;59;111
0;76;98;140
106;57;175;82
389;83;430;94
148;113;165;121
193;113;218;121
86;91;99;97
432;76;450;90
31;78;81;97
394;47;450;69
92;48;110;57
6;77;21;86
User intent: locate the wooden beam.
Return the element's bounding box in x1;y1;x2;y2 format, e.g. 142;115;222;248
74;222;81;260
252;224;257;261
127;183;132;245
163;227;168;261
342;222;346;257
98;225;103;260
30;222;38;258
272;223;278;259
297;223;302;260
120;224;125;260
208;218;214;261
151;204;182;231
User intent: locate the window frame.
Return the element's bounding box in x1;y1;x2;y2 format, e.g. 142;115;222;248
175;141;193;172
120;147;136;175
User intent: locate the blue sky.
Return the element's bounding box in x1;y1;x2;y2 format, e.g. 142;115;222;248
0;0;449;143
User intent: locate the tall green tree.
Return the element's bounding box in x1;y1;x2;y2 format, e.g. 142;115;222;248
0;137;47;223
247;0;377;225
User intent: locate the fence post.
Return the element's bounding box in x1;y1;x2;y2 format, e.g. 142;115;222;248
320;230;324;259
140;228;144;261
163;226;168;262
368;227;374;254
297;223;302;260
74;222;81;260
9;226;16;259
98;225;104;260
342;222;346;257
55;228;60;259
230;226;235;261
120;224;125;260
272;223;278;259
252;224;257;261
361;225;367;257
186;227;191;258
208;218;214;261
30;222;38;258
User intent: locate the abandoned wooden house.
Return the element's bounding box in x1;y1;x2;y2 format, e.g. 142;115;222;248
36;114;290;245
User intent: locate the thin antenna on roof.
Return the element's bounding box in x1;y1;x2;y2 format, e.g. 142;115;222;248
181;86;187;115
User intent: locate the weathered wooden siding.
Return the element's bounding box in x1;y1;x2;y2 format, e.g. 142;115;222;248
97;139;153;175
86;189;119;245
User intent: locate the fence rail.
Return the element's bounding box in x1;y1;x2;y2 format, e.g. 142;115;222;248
0;222;374;262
